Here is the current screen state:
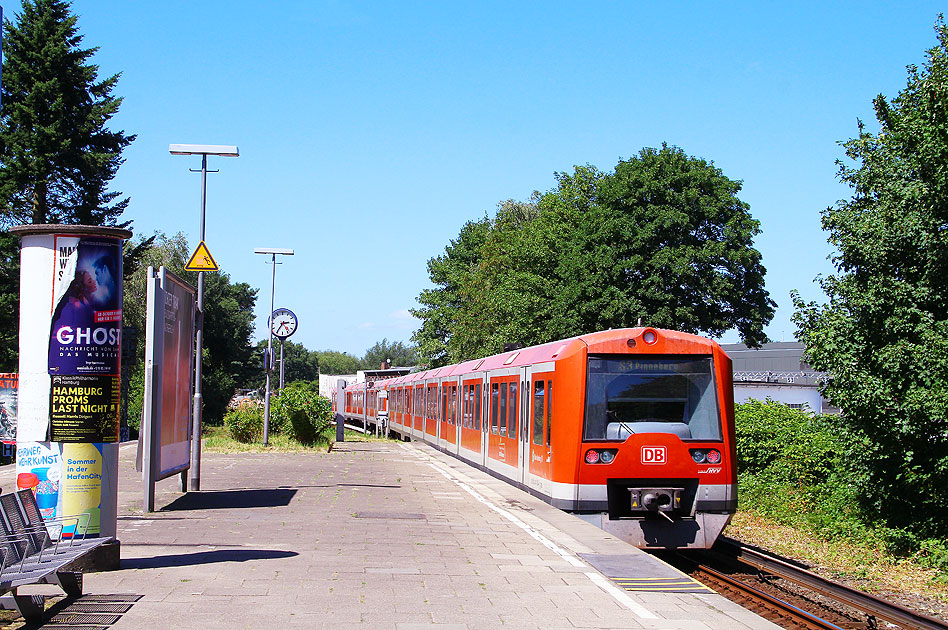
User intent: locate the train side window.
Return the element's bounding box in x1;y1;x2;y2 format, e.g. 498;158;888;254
499;382;508;436
490;383;499;434
533;381;545;446
451;386;458;425
508;381;518;439
475;384;482;431
546;380;552;447
467;385;474;429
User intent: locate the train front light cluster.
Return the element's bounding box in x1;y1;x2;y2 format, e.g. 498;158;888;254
585;449;617;464
689;448;722;464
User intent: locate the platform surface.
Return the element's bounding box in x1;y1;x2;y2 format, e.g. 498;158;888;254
0;439;779;629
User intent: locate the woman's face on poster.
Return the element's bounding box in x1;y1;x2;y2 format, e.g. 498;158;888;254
78;270;97;296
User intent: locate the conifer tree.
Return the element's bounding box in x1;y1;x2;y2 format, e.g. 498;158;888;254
0;0;135;227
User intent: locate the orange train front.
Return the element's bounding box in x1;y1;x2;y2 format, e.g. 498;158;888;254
341;327;736;549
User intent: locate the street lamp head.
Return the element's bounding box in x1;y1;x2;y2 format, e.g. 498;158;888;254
169;144;239;157
254;248;294;256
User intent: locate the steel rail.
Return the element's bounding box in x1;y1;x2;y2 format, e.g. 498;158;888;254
694;563;848;630
713;537;948;630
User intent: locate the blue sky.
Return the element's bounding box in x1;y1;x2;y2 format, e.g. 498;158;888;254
6;1;945;356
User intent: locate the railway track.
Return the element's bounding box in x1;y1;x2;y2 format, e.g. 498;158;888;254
661;537;948;630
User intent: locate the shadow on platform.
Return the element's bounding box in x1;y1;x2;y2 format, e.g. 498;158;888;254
121;548;297;569
160;488;297;511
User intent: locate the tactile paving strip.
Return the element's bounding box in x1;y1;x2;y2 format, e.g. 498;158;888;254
611;575;714;593
580;552;713;593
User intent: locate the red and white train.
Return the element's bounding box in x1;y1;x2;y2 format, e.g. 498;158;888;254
338;327;736;549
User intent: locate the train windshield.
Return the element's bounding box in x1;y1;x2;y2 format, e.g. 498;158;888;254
584;355;721;441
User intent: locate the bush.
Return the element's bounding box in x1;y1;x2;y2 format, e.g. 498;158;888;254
734;399;871;538
270;382;333;445
224;403;263;443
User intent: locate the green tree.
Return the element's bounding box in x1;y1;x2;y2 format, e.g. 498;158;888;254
252;338;318;389
0;0;134;226
410;216;491;366
417;148;775;364
360;338;419;370
792;20;948;538
315;350;360;375
560;146;774;346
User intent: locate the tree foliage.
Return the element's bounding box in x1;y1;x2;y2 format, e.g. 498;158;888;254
792;20;948;538
251;338;317;389
0;0;134;227
314;350;360;375
360;338;419;370
0;1;135;368
413;147;774;366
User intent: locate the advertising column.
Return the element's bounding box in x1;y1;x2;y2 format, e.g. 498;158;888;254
12;224;131;543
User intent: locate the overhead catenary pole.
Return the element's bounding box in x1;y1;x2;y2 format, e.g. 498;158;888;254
170;144;239;492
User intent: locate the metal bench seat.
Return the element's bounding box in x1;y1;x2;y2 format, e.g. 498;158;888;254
0;489;112;622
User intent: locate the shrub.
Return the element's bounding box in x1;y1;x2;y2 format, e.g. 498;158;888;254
271;382;333;445
224;403;263;443
734;399;870;538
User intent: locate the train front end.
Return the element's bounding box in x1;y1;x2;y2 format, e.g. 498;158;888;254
568;328;736;549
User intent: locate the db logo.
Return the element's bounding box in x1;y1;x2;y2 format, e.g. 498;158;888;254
642;446;666;464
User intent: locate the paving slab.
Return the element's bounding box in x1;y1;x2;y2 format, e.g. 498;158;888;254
0;439;780;629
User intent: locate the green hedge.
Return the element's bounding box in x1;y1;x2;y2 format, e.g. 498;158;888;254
735;399;947;576
270;382;334;445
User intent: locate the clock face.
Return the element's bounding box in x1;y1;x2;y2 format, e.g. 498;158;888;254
270;308;298;339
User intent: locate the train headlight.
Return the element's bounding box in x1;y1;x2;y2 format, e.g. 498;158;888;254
705;449;722;464
690;449;707;464
642;329;658;344
599;449;616;464
585;449;600;464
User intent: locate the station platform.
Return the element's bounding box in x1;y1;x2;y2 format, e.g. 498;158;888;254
0;439;779;629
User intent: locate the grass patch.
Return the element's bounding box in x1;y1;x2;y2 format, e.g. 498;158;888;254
726;510;948;611
201;425;397;453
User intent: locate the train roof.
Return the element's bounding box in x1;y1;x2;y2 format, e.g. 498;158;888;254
352;328;722;390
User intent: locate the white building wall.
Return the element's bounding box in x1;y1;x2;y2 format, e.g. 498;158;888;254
733;383;827;414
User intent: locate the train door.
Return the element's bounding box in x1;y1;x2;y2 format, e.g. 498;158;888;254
517;367;529;484
487;369;519;477
480;373;489;468
528;367;554;482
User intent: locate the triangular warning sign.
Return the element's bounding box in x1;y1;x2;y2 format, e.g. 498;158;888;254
185;241;219;271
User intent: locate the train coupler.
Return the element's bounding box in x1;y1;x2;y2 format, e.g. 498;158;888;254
628;487;684;521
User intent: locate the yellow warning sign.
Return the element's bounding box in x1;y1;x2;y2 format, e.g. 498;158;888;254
185;241;219;271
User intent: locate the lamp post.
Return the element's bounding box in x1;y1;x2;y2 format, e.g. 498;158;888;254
170;144;238;492
254;247;294;445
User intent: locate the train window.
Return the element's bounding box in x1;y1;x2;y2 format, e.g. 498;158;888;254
508;382;518;439
451;386;457;425
490;383;499;434
499;382;508;436
583;355;721;441
533;381;545;446
475;384;482;431
546;380;552;447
